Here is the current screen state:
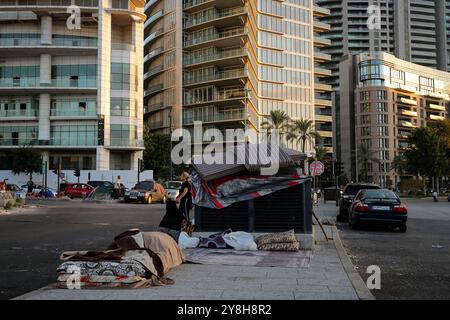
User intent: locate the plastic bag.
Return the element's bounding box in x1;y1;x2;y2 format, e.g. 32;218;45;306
223;232;258;251
178;231;200;249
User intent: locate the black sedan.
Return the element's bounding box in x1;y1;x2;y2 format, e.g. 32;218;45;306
348;189;408;232
338;183;381;221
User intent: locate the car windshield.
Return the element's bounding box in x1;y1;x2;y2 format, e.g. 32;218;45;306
345;185;380;196
167;182;182;189
134;181;154;191
361;190;398;201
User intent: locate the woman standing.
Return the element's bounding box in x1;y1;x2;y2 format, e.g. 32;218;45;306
176;172;192;221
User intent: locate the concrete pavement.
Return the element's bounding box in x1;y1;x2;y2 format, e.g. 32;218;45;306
15;225;370;300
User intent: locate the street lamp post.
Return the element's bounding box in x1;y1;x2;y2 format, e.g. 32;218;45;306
168;107;173;181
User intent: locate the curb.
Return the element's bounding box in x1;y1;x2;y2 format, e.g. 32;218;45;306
331;226;375;300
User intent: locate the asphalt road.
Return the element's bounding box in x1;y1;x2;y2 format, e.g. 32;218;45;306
0;200;166;300
316;199;450;300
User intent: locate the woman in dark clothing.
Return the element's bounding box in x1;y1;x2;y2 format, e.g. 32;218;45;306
159;200;184;231
176;172;192;221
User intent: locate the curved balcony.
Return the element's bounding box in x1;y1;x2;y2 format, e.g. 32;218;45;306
314;36;331;48
144;47;164;64
144;10;164;29
184;27;247;50
184;88;246;107
185;7;247;32
183;107;246;126
184;69;246;87
144;83;164;98
315;98;332;107
184;48;247;68
145;0;160;13
144;65;164;81
315;67;332;77
144;29;164;47
144;102;165;114
184;0;244;13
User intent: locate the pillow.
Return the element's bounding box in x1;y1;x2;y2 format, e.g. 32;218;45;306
258;241;300;252
198;229;232;249
255;230;297;246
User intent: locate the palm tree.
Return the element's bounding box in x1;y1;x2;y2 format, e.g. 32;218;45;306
287;119;321;153
314;145;330;163
261;110;291;144
357;143;380;182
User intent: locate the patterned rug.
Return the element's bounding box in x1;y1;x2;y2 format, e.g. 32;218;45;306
182;248;313;268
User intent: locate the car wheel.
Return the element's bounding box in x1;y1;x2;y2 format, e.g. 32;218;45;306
147;196;152;204
399;225;407;233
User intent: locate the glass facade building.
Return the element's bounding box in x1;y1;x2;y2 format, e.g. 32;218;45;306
144;0;332;154
0;0;146;170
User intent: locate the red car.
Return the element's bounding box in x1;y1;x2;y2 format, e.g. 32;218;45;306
64;183;94;199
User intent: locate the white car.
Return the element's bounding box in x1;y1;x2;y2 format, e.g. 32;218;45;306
6;184;27;199
165;181;183;201
20;184;57;197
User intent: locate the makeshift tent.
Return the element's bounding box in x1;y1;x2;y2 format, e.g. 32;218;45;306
191;143;313;233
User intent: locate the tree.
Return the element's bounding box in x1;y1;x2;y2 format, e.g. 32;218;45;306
287;119;321;153
391;154;408;176
357;143;380;183
261;110;291;144
313;145;330;163
9;145;42;179
143;127;189;181
403;126;449;193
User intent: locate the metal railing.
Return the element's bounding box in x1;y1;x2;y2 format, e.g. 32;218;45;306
0;0;98;7
184;27;247;47
0;109;38;117
0;78;97;89
107;138;144;148
184;48;246;66
184;69;246;85
185;7;247;29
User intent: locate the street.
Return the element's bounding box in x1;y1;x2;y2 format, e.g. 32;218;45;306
316;199;450;300
0;200;166;300
0;198;449;300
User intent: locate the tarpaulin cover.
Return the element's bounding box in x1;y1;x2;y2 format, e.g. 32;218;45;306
191;170;308;209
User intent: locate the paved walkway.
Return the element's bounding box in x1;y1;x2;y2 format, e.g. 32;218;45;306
15;226;372;300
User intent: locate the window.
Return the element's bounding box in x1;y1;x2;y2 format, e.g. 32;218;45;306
111;63;131;90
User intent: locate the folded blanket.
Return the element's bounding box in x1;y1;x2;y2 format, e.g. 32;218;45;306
255;230;297;246
258;241;300;252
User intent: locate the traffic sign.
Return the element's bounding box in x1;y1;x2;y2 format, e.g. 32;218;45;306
310;161;325;176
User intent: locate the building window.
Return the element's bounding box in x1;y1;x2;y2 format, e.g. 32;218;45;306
111;63;131;90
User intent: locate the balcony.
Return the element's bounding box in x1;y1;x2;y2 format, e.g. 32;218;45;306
184;89;246;107
144;47;164;63
184;27;247;49
398;98;417;106
0;78;97;94
184;48;247;68
314;21;331;32
183;108;245;126
144;102;164;114
144;84;164;98
0;109;38;119
184;7;247;31
144;10;164;29
184;69;246;87
315;114;332;123
314;52;332;62
314;82;332;92
0;0;98;11
145;0;160;13
144;65;164;80
144;29;164;47
313;6;330;18
184;0;245;13
314;36;331;48
148;121;165;130
315;99;333;107
399;109;418;117
106;139;144;150
398;120;417;128
428;104;446;111
317;130;333;138
0;138;38;147
429;115;445;121
314;67;332;77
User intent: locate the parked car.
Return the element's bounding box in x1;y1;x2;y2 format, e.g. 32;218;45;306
20;184;57;197
124;181;166;204
20;183;44;194
338;183;381;221
447;193;450;202
165;181;183;201
87;181;128;196
348;189;408;232
6;184;26;199
64;183;94;199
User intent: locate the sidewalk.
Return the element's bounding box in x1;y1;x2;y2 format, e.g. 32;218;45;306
14;225;373;300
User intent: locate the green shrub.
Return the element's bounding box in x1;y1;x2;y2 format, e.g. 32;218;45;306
4;201;13;210
15;197;23;205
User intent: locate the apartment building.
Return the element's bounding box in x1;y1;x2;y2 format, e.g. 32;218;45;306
144;0;333;154
339;52;450;187
0;0;146;171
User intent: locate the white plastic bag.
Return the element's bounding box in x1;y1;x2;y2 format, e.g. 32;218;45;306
223;232;258;251
178;231;200;249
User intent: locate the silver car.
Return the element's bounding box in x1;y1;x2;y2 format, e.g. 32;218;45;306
7;184;27;199
165;181;182;201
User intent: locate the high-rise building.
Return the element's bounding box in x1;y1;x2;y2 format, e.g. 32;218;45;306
144;0;333;154
339;52;450;187
0;0;146;171
316;0;450;91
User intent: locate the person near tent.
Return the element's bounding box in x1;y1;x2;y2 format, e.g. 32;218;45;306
176;172;192;221
113;176;121;199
